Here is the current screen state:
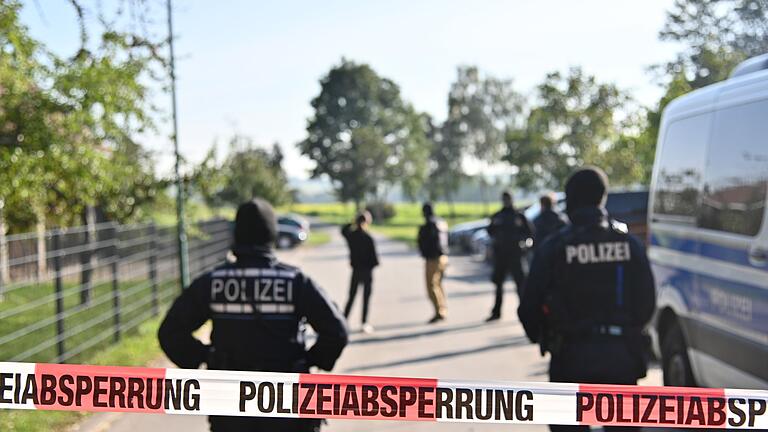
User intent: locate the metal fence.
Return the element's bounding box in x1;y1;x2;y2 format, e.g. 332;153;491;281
0;219;232;364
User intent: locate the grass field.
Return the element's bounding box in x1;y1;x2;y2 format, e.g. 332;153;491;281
0;317;167;432
0;276;179;365
288;202;505;245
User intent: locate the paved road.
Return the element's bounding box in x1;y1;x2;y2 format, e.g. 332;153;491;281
76;227;662;432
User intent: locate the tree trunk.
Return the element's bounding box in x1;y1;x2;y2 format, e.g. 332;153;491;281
35;206;47;280
447;192;457;220
0;203;8;301
480;177;490;216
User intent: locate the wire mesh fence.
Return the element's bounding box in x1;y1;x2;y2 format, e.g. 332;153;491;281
0;218;232;364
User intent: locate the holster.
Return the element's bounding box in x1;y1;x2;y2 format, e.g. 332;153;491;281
625;332;652;379
207;346;231;370
539;327;563;356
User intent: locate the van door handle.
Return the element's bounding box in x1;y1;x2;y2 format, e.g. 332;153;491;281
748;246;768;267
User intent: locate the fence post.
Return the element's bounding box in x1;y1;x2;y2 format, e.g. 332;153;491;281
0;201;8;301
53;230;65;363
110;224;120;343
149;224;158;316
80;206;96;304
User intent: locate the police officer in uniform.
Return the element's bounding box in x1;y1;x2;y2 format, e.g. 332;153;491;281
518;167;655;432
533;193;567;249
158;198;349;432
487;191;533;322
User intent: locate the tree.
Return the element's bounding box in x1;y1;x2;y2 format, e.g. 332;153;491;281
425;116;464;206
300;59;430;207
659;0;768;89
631;72;694;184
506;68;629;190
0;0;162;232
197;135;292;208
445;66;523;210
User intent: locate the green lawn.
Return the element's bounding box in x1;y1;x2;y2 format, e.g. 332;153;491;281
0;317;167;432
306;230;332;247
0;276;179;364
289;202;508;245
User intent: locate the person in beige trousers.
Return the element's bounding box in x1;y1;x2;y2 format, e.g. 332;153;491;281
417;202;449;323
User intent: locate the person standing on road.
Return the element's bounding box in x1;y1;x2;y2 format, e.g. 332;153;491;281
486;191;533;322
518;167;655;432
417;202;449;324
533;193;567;249
341;210;379;334
158;198;348;432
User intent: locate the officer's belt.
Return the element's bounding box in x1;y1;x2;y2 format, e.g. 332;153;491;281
561;324;640;339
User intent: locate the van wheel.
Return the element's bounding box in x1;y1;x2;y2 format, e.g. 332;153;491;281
661;322;696;387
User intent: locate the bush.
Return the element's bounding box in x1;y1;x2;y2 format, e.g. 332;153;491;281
365;201;396;222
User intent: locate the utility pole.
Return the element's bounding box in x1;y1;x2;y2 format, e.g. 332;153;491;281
167;0;190;289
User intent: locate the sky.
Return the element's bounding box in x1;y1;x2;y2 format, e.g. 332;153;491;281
20;0;681;180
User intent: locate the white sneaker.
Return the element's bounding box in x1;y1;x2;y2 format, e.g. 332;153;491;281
362;324;375;334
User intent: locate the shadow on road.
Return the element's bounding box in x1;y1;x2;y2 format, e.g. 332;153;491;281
351;321;497;345
342;335;530;373
398;287;516;302
308;249;415;263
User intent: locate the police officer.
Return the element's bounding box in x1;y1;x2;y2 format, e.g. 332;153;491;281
158;198;349;432
486;191;533;322
341;210;379;334
518;167;655;432
417;202;449;323
533;193;567;249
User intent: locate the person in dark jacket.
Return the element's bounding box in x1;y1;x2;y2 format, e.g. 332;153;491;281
341;210;379;333
533;193;567;249
158;198;348;432
417;202;448;323
486;191;533;321
518;167;655;432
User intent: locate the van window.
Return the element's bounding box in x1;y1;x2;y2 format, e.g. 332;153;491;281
652;115;710;222
699;100;768;236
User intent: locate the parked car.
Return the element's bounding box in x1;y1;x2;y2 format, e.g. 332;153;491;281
469;227;533;264
448;219;489;254
470;228;492;262
276;223;308;249
278;213;311;232
276;214;310;249
647;53;768;390
605;189;649;243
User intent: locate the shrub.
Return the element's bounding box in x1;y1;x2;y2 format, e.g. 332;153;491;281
365;201;396;222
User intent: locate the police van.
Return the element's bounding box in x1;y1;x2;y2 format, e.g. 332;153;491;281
648;53;768;390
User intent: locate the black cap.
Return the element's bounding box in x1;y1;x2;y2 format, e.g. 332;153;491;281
234;198;277;246
565;166;608;213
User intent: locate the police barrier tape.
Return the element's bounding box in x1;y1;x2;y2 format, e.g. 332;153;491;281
0;362;766;429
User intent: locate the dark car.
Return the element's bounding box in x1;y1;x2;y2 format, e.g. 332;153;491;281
605;189;649;243
448;219;489;254
276;214;310;249
278;214;311;232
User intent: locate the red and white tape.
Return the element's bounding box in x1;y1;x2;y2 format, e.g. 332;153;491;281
1;362;766;429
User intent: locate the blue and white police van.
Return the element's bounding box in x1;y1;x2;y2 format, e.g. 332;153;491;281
648;53;768;390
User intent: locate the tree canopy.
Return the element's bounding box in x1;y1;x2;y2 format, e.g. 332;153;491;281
0;0;162;232
659;0;767;89
195;135;292;209
506;68;630;190
300;59;430;206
